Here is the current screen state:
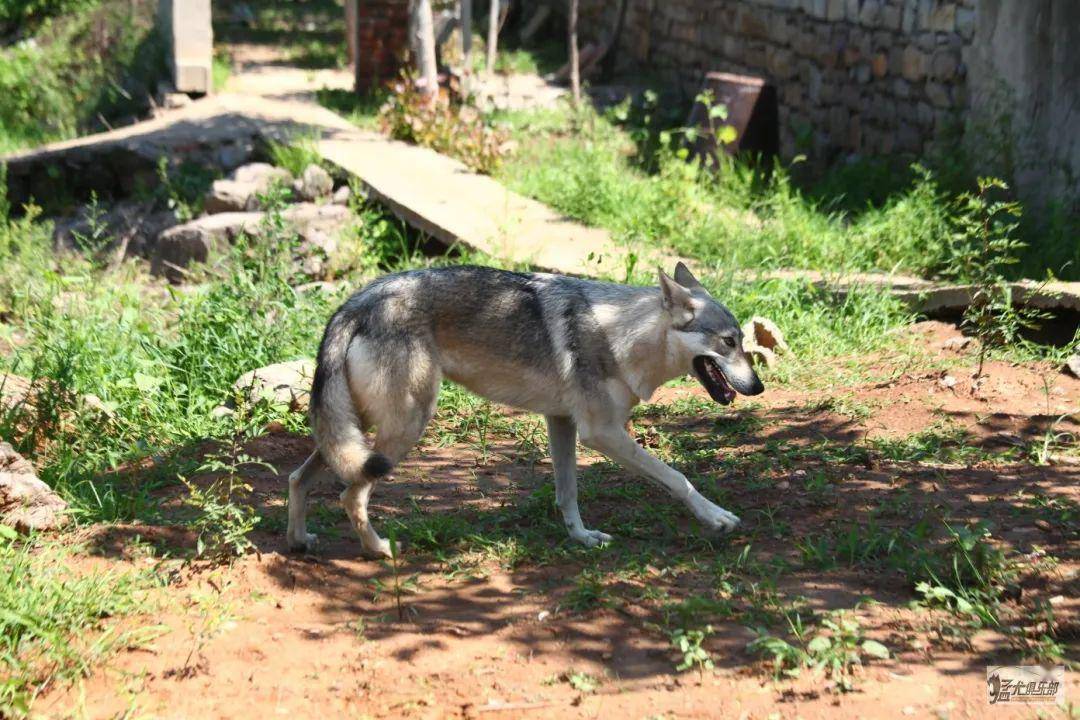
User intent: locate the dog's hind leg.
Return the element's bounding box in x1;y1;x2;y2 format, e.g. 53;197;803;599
287;450;329;552
340;354;441;559
546;415;612;548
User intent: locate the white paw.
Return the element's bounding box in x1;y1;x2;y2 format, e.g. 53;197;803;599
361;538;400;560
287;532;318;553
694;501;741;535
569;528;613;548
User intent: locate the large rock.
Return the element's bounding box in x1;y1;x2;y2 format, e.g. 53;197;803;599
232;359;315;412
0;442;68;533
151;212;263;282
203;163;294;213
1065;355;1080;378
52;201;180;259
150;203;353;282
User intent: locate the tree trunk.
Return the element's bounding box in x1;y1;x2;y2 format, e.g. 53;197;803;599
352;0;363;93
461;0;473;73
486;0;499;73
411;0;438;104
568;0;580;105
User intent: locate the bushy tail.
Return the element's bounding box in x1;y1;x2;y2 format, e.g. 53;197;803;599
309;310;392;482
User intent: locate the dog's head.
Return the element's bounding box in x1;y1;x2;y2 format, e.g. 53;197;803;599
659;263;764;405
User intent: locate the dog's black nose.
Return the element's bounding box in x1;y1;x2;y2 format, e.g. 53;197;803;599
746;374;765;396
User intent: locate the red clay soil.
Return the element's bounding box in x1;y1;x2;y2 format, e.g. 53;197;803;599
36;326;1079;719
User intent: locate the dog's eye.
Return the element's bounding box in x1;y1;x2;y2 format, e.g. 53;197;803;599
721;336;737;348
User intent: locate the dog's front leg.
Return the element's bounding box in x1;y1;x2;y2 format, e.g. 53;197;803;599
545;415;612;547
579;426;740;535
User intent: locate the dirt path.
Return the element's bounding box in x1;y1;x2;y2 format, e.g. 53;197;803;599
37;323;1079;719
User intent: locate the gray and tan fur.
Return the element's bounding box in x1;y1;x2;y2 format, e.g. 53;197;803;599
287;263;764;556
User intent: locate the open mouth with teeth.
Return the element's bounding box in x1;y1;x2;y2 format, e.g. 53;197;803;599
692;356;736;405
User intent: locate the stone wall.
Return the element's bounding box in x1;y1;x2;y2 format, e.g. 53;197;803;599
965;1;1080;212
582;0;1080;208
583;0;974;163
352;0;410;90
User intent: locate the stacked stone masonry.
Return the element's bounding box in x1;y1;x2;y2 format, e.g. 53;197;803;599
584;0;975;163
354;0;411;89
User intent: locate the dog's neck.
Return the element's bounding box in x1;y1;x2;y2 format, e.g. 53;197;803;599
613;294;694;402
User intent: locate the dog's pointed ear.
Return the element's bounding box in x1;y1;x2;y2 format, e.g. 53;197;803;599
673;262;703;290
659;268;695;327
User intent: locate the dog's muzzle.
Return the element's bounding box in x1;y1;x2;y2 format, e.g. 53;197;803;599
692;354;764;405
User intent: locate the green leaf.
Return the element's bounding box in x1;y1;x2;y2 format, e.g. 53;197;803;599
709;104;728;120
133;372;162;393
807;635;831;655
718;125;738;145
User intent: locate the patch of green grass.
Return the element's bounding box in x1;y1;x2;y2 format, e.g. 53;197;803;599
212;48;232;92
267;133;323;177
0;529;162;717
315;88;386;131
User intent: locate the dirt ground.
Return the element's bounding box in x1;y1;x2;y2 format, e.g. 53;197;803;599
37;323;1079;719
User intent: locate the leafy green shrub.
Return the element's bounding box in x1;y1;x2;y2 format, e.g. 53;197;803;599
747;611;888;692
0;0;165;152
671;626;715;674
942;177;1049;377
181;463;262;564
0;0;97;37
379;77;508;174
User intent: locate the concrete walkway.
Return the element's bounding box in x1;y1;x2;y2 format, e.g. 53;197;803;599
4;61;653;279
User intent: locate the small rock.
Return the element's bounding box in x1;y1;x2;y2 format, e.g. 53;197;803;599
1064;354;1080;378
79;394;116;421
742;316;789;353
537;610;550;622
939;374;957;389
1048;595;1065;606
741;316;788;368
162;92;192;110
331;185;352;206
298;164;334;202
232;359;315;412
933;701;955;720
232;163;292;186
939;336;975;352
777;480;790;490
210;405;236;419
203;163;293;213
1034;519;1052;532
1;441;68;533
745;345;778;369
0;373;32;412
901;707;916;716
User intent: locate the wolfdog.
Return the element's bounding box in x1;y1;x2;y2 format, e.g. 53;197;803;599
286;263;764;557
